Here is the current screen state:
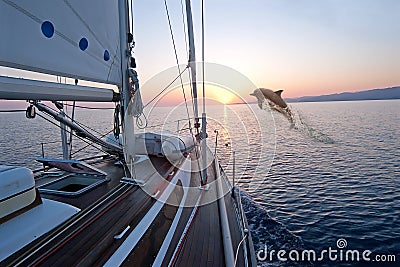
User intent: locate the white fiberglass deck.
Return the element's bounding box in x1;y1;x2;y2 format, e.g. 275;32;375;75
0;199;80;261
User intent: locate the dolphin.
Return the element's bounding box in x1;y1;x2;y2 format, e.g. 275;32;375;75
250;88;293;122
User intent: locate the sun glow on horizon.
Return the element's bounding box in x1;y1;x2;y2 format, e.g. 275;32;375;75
204;84;243;105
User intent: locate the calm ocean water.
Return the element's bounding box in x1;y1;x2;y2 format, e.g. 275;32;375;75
0;99;399;266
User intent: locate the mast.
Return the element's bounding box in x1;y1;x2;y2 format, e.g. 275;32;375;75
118;0;140;179
118;0;131;115
200;0;207;185
185;0;199;128
185;0;207;185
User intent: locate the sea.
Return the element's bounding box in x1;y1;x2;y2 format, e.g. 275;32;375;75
0;99;399;266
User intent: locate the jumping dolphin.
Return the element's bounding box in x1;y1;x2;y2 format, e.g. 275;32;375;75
250;88;293;122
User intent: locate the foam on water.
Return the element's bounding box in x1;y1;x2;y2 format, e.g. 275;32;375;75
239;189;312;267
263;102;335;144
289;107;335;144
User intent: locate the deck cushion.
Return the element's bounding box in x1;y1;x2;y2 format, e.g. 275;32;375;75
0;166;36;219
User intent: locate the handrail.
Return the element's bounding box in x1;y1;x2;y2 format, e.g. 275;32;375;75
218;162;256;267
218;161;257;267
214;157;235;267
235;187;257;267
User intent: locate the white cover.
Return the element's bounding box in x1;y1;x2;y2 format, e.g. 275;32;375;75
0;166;34;201
161;131;195;162
0;0;122;86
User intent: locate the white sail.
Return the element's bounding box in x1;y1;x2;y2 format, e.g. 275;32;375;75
0;0;122;86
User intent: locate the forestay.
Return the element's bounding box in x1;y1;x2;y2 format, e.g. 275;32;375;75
0;0;122;86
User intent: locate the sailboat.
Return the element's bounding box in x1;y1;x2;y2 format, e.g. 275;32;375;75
0;0;256;266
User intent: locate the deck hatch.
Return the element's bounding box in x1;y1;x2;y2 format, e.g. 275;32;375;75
38;174;109;196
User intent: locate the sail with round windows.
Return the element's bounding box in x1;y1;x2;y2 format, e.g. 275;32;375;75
0;0;122;86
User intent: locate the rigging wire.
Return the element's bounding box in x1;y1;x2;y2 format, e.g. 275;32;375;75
62;103;115;110
36;112;113;157
179;0;189;58
40;102;112;141
68;101;76;159
0;109;25;113
40;102;117;159
164;0;203;180
11;140;60;153
163;0;193;132
71;128;114;157
143;66;188;108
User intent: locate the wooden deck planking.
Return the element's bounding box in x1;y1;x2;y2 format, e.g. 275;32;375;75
36;186;154;266
121;183;183;266
174;161;225;267
3;153;251;267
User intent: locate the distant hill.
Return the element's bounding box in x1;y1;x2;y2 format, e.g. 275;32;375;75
286;87;400;103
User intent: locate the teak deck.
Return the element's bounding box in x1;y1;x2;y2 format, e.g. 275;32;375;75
2;155;251;267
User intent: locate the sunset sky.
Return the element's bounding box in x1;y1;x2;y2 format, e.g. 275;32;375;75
133;0;400;103
1;0;399;108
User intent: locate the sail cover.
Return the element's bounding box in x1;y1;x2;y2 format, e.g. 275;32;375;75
0;0;122;86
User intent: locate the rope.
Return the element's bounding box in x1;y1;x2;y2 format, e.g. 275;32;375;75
234;233;248;267
127;68;147;129
113;104;121;138
127;69;143;117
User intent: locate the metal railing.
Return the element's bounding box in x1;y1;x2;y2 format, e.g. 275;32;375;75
217;149;257;267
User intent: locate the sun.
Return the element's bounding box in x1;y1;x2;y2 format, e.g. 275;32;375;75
221;95;231;105
204;84;239;105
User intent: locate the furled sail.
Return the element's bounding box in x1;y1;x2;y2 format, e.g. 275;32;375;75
0;0;122;86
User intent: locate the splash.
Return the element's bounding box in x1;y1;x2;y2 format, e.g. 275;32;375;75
290;108;335;144
267;100;295;124
262;102;335;144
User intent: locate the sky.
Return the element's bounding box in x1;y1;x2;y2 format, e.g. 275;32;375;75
1;0;400;108
132;0;400;103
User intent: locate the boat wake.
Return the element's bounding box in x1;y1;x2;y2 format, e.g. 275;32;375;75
239;189;312;267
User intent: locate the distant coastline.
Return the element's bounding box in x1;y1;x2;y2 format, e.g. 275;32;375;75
285;86;400;103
